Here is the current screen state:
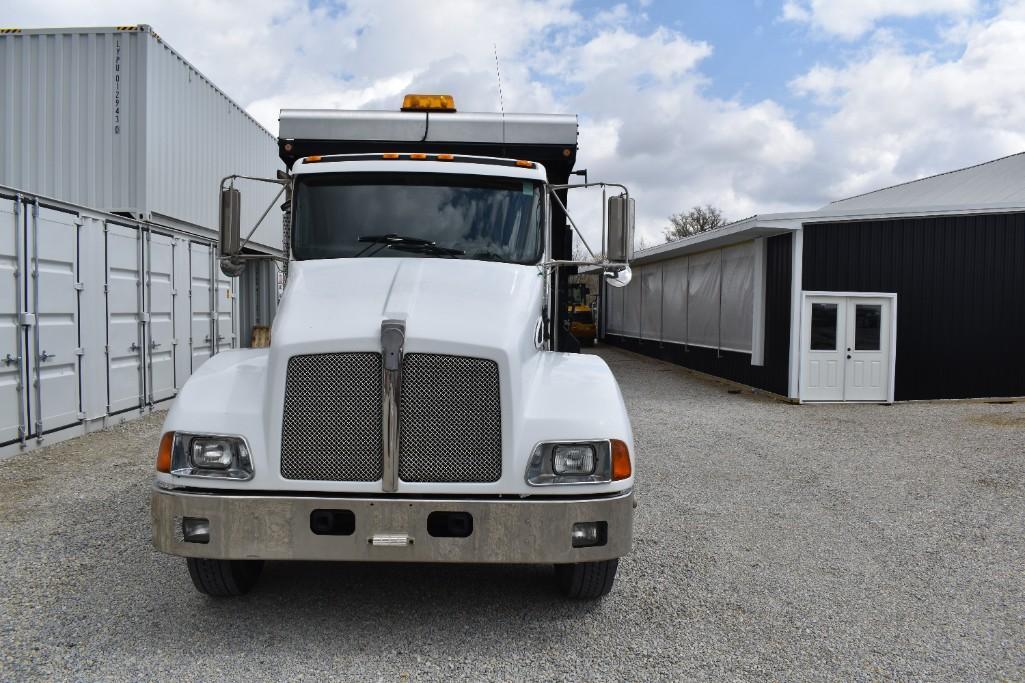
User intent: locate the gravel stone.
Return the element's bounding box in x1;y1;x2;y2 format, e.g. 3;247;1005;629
1;346;1023;680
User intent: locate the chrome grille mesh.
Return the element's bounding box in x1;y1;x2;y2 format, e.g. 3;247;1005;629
398;353;503;483
280;352;383;481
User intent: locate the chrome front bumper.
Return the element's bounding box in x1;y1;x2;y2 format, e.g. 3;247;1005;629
152;487;634;564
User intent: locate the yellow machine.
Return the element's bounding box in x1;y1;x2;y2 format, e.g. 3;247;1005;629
569;304;597;345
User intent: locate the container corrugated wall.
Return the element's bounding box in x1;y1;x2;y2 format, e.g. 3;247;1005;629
144;30;282;248
0;26;282;251
0;30;147;214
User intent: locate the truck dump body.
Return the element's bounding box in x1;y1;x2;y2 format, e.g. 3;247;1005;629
277;109;578;182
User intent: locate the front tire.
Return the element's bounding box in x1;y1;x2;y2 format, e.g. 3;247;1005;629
186;558;264;597
554;559;618;599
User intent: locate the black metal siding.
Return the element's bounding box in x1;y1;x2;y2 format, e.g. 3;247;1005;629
604;233;792;396
802;212;1025;400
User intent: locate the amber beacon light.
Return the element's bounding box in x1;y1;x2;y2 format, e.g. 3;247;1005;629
401;94;457;112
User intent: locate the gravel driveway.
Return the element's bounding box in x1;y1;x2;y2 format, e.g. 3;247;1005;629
1;346;1023;680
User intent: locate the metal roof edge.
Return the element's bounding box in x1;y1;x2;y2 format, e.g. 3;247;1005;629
631;212;805;263
803;201;1025;223
827;151;1025;207
629;200;1025;265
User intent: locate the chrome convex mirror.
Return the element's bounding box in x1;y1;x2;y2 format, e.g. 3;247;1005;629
605;264;632;288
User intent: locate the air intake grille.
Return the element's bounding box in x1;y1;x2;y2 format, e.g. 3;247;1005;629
280;352;383;481
399;354;503;483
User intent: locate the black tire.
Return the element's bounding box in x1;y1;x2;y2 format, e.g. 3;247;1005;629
554;559;619;599
186;558;264;597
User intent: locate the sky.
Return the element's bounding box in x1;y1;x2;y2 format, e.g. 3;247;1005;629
8;0;1025;247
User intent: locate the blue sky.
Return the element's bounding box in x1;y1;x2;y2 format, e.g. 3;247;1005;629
9;0;1025;244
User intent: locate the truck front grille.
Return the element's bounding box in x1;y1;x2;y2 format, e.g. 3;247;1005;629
399;354;503;483
280;352;383;481
279;352;502;484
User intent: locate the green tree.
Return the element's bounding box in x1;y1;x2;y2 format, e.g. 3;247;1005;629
664;205;727;242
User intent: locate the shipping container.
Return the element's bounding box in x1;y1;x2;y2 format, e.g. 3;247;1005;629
0;183;240;458
0;25;283;252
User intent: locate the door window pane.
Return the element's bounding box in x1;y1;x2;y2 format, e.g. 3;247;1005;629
810;303;838;350
855;305;882;351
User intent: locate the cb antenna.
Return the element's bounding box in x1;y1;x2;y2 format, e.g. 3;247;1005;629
494;43;505;143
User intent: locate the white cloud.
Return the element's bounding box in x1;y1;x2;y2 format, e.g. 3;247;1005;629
789;1;1025;201
7;0;1025;248
782;0;978;39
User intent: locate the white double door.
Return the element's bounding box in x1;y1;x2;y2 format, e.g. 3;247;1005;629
802;294;894;402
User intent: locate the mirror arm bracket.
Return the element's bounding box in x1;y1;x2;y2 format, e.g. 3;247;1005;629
547;188;599;260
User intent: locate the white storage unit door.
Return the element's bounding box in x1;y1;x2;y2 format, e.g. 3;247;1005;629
687;250;721;348
28;206;81;433
720;242;754;352
0;196;25;445
214;266;237;353
190;242;215;370
1;200;83;441
107;223;145;413
146;232;176;402
640;265;662;341
661;257;688;344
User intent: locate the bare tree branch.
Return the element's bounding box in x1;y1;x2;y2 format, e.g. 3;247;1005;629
663;205;728;242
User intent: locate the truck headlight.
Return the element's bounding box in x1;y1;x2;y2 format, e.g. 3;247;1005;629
552;444;596;475
191;438;235;469
167;432;254;480
526;440;626;485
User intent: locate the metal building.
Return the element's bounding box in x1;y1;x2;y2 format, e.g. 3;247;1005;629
604;152;1025;403
1;26;283;457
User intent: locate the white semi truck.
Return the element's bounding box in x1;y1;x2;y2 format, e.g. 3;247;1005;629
151;95;637;599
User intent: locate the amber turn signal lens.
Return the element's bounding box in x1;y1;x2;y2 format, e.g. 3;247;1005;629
156;432;174;473
437;153;454;160
409;153;427;160
305;155;322;163
515;159;534;168
611;439;631;480
382;153;400;159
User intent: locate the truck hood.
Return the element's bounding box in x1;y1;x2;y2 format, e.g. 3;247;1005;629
270;258;543;356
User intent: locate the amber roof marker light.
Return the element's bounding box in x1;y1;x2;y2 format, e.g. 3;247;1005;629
401;94;457;113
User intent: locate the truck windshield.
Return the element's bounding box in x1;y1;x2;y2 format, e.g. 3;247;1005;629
292;173;544;264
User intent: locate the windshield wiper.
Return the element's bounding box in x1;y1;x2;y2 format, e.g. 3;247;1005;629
391;242;465;257
354;233;465;258
355;233;434;257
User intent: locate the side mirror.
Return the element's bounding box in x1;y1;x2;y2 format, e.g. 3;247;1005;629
219;187;241;258
604;264;632;288
607;194;635;263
